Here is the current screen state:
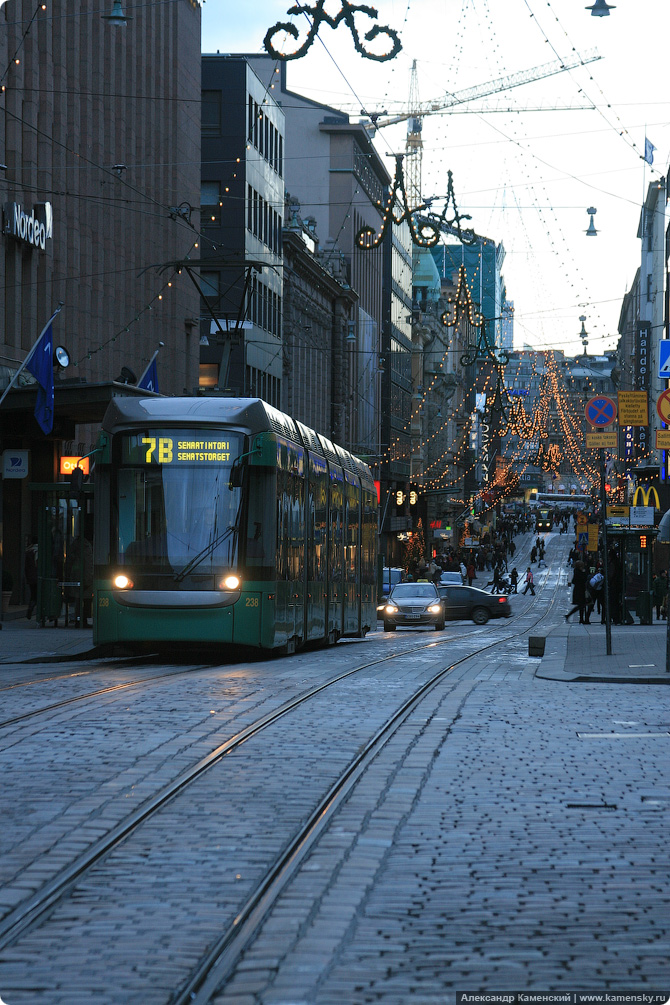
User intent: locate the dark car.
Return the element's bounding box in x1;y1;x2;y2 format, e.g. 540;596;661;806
437;584;512;624
382;582;445;632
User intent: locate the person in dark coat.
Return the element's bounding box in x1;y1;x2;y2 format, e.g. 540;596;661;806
24;536;38;619
565;561;588;623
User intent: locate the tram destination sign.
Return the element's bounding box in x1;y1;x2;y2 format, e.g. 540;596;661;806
122;431;240;465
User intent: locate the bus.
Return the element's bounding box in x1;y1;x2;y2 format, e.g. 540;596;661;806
93;397;378;653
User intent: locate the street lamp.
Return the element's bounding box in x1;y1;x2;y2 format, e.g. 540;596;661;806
102;0;131;24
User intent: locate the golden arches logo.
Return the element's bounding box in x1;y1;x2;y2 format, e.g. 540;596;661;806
632;486;660;508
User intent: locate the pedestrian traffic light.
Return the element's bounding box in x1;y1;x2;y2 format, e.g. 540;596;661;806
640;535;647;549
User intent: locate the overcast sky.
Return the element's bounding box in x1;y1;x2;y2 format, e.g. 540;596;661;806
202;0;669;356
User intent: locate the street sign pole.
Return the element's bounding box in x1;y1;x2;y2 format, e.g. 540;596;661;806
600;447;612;656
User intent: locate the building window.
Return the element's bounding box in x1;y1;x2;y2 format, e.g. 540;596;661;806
201;181;221;227
202;90;222;137
200;271;220;303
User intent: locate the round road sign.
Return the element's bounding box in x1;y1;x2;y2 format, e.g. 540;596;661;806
585;395;617;427
657;389;670;425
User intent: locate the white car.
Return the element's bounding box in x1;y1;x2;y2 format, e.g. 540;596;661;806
440;571;464;586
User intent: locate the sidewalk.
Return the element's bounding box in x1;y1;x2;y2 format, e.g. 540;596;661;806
536;620;670;682
0;614;95;663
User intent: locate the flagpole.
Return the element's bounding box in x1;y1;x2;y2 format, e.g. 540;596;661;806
0;303;64;410
137;341;164;386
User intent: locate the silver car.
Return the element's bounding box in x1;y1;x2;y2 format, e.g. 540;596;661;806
382;582;445;632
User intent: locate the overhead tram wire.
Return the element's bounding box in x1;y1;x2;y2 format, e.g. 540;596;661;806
522;0;662;172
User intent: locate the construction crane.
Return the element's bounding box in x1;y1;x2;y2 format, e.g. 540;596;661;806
365;49;602;210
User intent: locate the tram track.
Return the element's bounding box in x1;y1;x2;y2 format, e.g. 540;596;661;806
172;569;568;1004
0;563;554;733
0;558;566;969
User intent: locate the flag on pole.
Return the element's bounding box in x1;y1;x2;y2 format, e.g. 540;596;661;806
25;316;55;434
138;356;159;393
644;137;656;165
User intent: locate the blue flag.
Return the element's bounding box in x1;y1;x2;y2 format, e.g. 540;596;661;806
644;137;656;165
25;318;54;434
138;356;159;393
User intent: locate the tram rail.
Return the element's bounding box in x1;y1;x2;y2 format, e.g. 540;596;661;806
0;560;566;970
0;552;559;733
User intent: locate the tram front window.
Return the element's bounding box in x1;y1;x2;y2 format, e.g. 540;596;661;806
116;430;243;583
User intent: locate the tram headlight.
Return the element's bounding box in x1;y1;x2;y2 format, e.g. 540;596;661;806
385;604;398;614
427;604;442;614
219;574;241;591
113;573;134;590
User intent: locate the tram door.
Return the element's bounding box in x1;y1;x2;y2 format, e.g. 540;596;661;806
306;454;328;641
327;462;344;638
275;453;305;647
343;472;360;636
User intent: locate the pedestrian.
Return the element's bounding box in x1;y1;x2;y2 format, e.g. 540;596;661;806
530;545;537;564
509;540;516;559
522;567;535;596
24;535;38;619
510;567;518;593
565;560;588;623
652;573;667;621
466;561;476;587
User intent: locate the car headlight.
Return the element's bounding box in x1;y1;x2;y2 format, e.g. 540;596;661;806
427;604;442;614
385;604;398;614
113;573;134;590
219;575;241;590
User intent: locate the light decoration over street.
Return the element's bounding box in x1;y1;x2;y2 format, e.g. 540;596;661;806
356;158;477;251
443;266;509;369
264;1;402;61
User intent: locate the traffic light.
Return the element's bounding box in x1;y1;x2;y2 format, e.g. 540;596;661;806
640;535;647;549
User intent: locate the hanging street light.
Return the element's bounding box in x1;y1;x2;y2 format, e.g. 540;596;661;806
102;0;131;25
579;316;589;354
585;0;615;14
586;207;598;236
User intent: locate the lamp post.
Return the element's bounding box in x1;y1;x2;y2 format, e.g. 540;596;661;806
600;448;612;655
656;508;670;672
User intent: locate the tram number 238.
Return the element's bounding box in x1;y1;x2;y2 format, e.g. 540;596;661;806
245;597;259;607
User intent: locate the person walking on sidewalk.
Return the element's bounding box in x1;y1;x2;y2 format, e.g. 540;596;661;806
652;573;667;621
510;567;519;593
565;560;588;623
522;567;535;595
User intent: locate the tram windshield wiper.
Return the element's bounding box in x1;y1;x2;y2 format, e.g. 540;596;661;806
173;525;236;584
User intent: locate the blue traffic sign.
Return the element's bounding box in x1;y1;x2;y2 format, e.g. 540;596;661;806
659;341;670;380
578;532;588;546
585;395;617;427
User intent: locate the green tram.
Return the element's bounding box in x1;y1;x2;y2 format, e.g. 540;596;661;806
93;397;378;652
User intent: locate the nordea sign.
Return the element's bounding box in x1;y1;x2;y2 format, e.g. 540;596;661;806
3;201;53;251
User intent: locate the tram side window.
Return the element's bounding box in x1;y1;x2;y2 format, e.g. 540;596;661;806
289;473;305;582
276;469;289;581
244;468;275;576
276;469;305;582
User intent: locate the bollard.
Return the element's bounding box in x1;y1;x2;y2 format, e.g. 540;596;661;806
528;636;545;657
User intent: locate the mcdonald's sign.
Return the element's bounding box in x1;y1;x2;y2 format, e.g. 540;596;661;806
632;485;660;509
